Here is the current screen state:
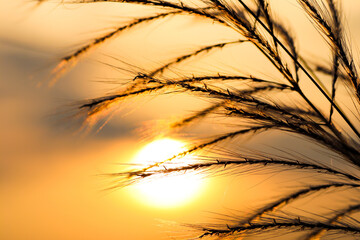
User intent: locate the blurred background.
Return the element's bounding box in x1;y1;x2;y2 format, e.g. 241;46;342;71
1;1;360;239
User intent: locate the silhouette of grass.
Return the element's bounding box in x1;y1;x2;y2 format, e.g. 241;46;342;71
40;0;360;238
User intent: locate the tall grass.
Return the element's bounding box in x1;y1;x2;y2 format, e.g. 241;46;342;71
40;0;360;239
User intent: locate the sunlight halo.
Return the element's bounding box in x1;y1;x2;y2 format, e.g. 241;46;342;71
132;138;204;208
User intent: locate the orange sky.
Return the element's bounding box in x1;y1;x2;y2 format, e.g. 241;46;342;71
1;1;360;239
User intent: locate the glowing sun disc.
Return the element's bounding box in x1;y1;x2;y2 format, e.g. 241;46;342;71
133;138;203;208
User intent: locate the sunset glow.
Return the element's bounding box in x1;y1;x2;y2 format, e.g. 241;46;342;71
132;139;203;208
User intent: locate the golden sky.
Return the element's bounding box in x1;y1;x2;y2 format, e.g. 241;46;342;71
1;1;360;239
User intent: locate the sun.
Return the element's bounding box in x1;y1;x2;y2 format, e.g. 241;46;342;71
132;138;203;208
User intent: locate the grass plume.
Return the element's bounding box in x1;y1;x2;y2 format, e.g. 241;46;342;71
40;0;360;238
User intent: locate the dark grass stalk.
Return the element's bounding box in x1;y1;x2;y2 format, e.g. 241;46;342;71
272;21;300;82
179;75;291;87
235;0;360;143
46;0;232;83
213;0;360;149
305;203;360;240
256;0;278;53
215;0;336;139
79;74;294;115
241;183;360;226
149;40;249;77
109;159;360;183
126;125;272;175
66;0;229;26
51;11;182;83
197;219;360;238
329;54;339;123
224;106;360;162
326;0;340;123
298;0;360;100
